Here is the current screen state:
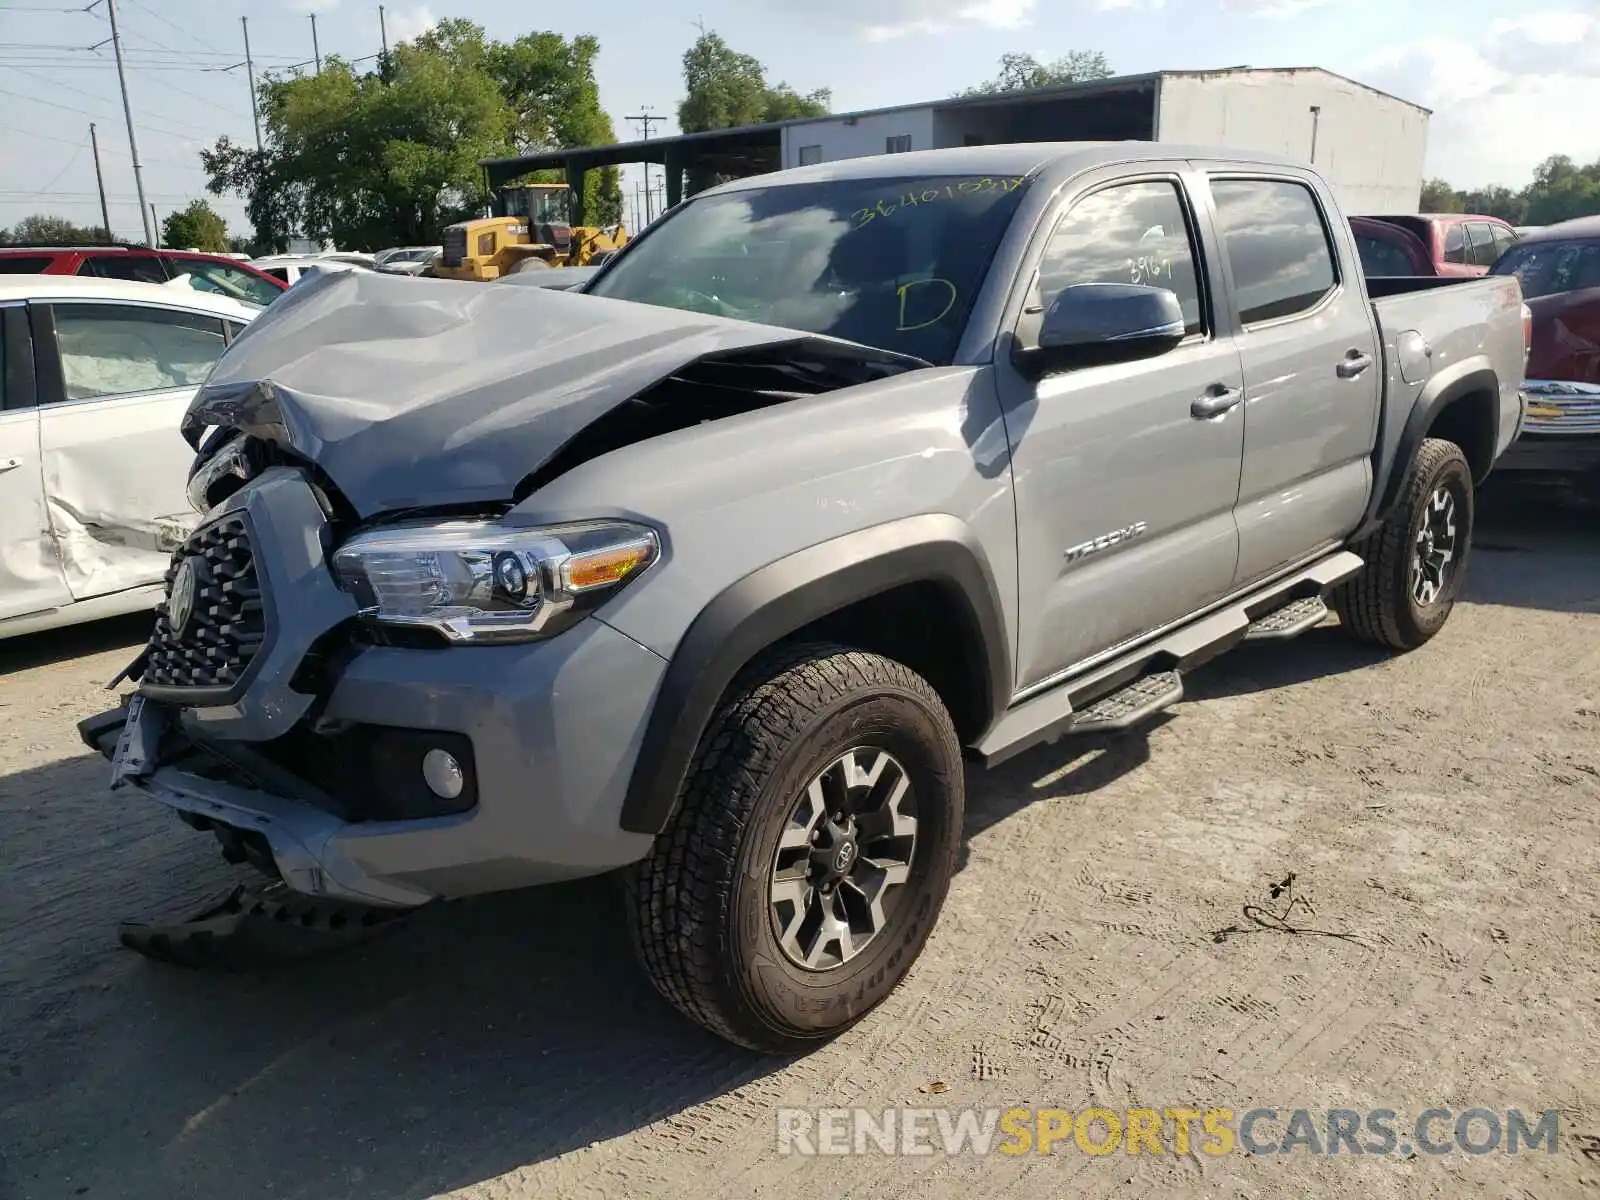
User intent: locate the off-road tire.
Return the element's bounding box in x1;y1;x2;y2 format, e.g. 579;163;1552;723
1332;437;1474;651
625;643;964;1054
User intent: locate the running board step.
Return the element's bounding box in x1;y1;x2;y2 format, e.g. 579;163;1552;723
1244;595;1329;641
971;549;1364;768
1068;670;1183;734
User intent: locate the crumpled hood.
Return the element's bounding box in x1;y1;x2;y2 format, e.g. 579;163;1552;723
183;268;920;518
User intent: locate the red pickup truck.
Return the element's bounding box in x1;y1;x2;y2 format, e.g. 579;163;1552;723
1362;214;1519;277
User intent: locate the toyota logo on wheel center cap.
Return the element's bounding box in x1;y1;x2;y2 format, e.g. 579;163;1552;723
167;557;198;637
833;841;857;873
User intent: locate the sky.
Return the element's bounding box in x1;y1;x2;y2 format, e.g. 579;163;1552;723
3;0;1599;243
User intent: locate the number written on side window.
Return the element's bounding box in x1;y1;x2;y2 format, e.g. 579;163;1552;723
1210;179;1337;324
1036;180;1205;336
52;304;227;401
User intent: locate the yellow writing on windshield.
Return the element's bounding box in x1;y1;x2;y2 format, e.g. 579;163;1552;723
851;177;1026;229
897;278;958;331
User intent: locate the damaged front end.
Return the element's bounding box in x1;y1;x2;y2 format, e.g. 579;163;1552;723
84;269;928;959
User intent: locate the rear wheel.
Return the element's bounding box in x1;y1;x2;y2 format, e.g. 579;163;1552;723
1333;436;1474;650
625;643;963;1053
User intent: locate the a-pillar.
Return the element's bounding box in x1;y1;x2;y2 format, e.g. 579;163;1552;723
664;145;684;209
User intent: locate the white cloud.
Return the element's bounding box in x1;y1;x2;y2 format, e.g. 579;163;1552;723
386;5;437;43
799;0;1039;42
1359;17;1600;186
1218;0;1332;17
285;0;338;13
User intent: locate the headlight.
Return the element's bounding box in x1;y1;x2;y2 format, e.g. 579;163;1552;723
331;518;659;644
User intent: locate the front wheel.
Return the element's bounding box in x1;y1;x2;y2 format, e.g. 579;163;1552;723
625;643;964;1053
1333;436;1474;650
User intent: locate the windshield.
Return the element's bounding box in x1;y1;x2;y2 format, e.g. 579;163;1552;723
585;174;1031;365
1491;238;1600;299
171;259;281;307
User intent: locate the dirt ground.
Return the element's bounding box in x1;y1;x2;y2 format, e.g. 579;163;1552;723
1;484;1597;1200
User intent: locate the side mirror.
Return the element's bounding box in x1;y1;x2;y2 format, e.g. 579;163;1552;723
1016;282;1187;377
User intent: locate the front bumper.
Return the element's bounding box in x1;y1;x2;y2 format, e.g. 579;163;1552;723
87;470;668;908
1499;381;1600;475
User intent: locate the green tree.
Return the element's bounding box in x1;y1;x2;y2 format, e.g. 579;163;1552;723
1418;178;1462;213
0;214;111;244
1458;185;1525;224
202;20;622;250
956;51;1113;97
676;30;829;131
161;198;229;251
676;31;829;194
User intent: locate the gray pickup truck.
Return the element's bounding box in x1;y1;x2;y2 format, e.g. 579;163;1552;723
81;143;1527;1053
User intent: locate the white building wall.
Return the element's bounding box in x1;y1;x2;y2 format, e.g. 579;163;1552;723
781;108;938;170
1156;70;1428;213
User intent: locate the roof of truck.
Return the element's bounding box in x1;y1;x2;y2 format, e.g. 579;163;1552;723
1515;215;1600;243
705;141;1307;194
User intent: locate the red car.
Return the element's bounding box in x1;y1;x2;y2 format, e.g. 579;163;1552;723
1489;216;1600;483
1361;213;1519;277
0;243;286;307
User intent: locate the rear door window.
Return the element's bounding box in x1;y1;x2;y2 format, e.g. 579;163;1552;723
1490;224;1517;262
83;255;170;285
1210;178;1338;324
49;303;227;400
1466;223;1500;267
0;256;54;274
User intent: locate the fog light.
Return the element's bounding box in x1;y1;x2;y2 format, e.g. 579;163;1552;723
421;748;465;800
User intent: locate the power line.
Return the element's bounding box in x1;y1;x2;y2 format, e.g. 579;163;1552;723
36;139;89;194
117;0;227;54
8;126;85;147
0;188;215;199
0;77;224;141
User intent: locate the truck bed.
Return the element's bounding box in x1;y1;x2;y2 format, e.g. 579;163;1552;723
1367;272;1527;504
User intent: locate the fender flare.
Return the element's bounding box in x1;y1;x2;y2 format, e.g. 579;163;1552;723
617;514;1012;836
1361;360;1499;534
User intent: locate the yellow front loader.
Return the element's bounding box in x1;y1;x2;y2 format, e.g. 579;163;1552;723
429;184;628;282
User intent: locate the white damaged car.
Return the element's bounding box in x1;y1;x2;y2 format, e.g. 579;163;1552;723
0;275;259;639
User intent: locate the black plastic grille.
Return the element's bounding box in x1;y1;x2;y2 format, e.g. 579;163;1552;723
143;516;266;691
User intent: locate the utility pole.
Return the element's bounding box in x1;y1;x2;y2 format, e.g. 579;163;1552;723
242;17;262;151
626;109;661;225
1308;105;1321;164
378;5;388;55
97;0;154;246
150;203;160;247
310;13;321;73
89;123;112;240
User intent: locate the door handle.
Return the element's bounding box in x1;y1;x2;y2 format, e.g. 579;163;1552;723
1191;385;1243;419
1337;351;1374;378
